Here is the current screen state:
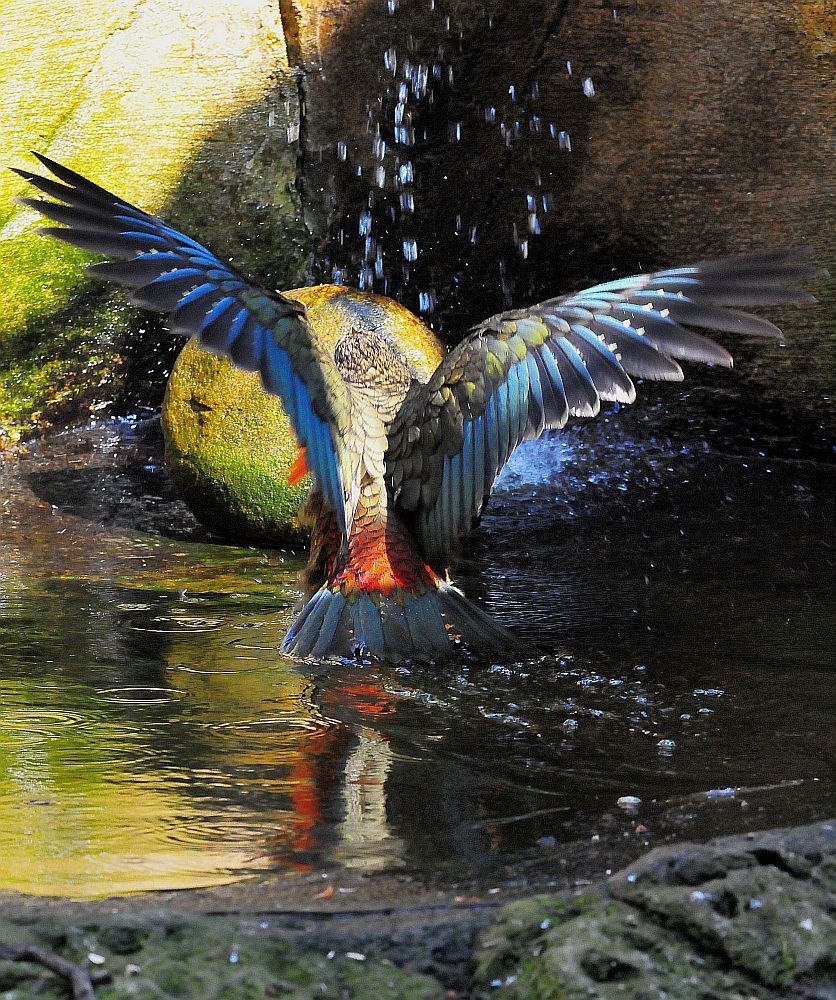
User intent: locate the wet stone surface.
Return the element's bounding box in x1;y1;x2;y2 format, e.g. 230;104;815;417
0;820;831;998
472;820;836;999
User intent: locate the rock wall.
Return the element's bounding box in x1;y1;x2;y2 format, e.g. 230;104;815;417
1;0;832;447
0;0;308;444
294;0;834;326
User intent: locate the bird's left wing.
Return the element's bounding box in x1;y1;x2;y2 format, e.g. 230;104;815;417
13;153;384;535
386;249;824;567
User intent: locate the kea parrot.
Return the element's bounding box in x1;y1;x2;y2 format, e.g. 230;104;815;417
14;154;824;662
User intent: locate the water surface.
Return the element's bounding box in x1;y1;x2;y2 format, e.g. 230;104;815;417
1;411;832;897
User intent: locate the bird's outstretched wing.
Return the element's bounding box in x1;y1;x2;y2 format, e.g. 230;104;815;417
14;153;386;535
386;249;824;567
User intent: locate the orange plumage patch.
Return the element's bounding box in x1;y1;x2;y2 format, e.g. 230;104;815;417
288;447;308;486
335;520;439;599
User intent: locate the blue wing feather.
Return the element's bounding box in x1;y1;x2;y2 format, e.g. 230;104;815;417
19;154;354;539
472;416;486;512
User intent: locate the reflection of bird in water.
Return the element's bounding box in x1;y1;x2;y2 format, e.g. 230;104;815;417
16;155;824;661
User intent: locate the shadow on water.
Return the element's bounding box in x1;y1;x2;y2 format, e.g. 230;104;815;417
1;1;834;896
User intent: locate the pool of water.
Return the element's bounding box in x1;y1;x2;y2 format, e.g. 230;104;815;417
1;398;832;898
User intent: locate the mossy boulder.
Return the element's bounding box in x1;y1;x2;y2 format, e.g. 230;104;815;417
0;0;307;445
161;285;446;545
473;822;836;998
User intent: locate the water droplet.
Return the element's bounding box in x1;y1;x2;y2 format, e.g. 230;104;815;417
705;787;735;798
418;288;436;313
583;77;596;98
617;795;642;810
399;161;414;184
384;47;397;73
359;210;372;236
485;105;496;123
566;60;573;77
399;191;414;213
558;131;572;152
402;238;418;262
337;140;347;162
374;165;386;187
448;122;461;142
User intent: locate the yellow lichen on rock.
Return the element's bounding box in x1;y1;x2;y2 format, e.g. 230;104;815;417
0;0;299;440
162;286;446;545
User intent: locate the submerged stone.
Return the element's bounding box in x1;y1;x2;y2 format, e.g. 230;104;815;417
161;285;445;545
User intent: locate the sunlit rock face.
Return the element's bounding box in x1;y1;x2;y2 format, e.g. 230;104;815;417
0;0;307;443
161;285;445;545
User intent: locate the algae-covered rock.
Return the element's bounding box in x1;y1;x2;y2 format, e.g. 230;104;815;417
0;913;444;1000
473;820;836;999
161;284;446;545
0;0;307;444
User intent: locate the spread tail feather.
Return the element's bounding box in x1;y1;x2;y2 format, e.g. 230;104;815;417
281;581;525;662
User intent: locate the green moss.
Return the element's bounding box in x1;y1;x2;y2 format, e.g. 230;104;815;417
0;2;308;444
0;913;446;1000
162;342;309;545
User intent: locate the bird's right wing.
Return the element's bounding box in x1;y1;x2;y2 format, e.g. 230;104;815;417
14;153;387;536
386;249;824;567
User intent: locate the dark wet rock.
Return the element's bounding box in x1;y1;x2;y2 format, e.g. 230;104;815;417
297;0;834;324
472;819;836;998
293;0;835;463
0;821;832;998
161;285;444;545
